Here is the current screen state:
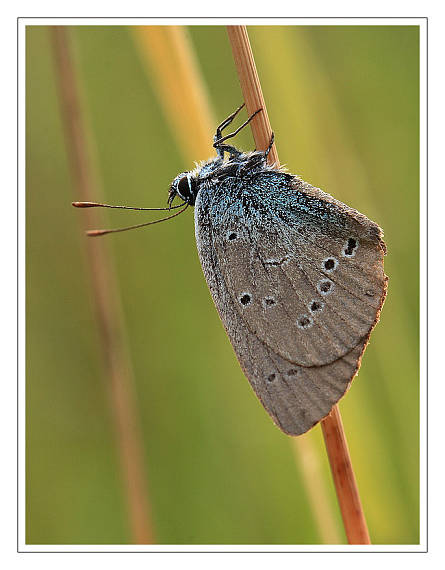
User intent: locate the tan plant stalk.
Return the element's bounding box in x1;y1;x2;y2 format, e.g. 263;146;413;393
227;24;371;545
51;26;155;544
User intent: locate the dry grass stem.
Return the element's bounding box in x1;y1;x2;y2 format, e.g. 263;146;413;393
227;24;371;545
51;26;155;544
227;26;279;165
321;406;371;544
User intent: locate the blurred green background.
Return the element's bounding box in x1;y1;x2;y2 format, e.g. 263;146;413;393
26;25;419;545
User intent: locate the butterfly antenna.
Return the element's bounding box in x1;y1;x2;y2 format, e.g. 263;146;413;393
77;203;189;237
72;201;185;211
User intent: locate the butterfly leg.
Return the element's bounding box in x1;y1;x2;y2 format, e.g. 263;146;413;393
214;143;243;160
214;103;245;143
214;104;245;157
215;108;262;146
264;132;275;158
214;106;263;158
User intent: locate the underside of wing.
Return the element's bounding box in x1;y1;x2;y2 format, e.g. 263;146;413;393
194;175;387;435
207;175;387;368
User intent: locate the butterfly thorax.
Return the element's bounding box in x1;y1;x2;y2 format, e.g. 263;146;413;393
169;150;278;207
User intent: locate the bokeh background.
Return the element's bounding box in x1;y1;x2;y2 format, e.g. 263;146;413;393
26;25;420;545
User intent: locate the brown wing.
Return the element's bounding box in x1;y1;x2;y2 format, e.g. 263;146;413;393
209;179;386;367
194;177;387;435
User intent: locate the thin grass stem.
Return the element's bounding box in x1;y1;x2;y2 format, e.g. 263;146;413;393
226;26;279;165
321;406;371;544
51;26;155;544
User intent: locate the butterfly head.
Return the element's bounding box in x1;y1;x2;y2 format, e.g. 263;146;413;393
168;172;199;207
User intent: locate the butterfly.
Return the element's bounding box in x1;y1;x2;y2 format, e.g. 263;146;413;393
75;104;387;436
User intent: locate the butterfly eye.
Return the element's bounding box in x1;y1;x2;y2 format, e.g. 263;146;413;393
177;176;191;200
176;175;198;205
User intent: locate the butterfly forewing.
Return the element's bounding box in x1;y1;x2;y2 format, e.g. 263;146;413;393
206;175;386;368
194;183;382;435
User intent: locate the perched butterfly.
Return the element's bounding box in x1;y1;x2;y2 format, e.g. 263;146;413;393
74;105;387;436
